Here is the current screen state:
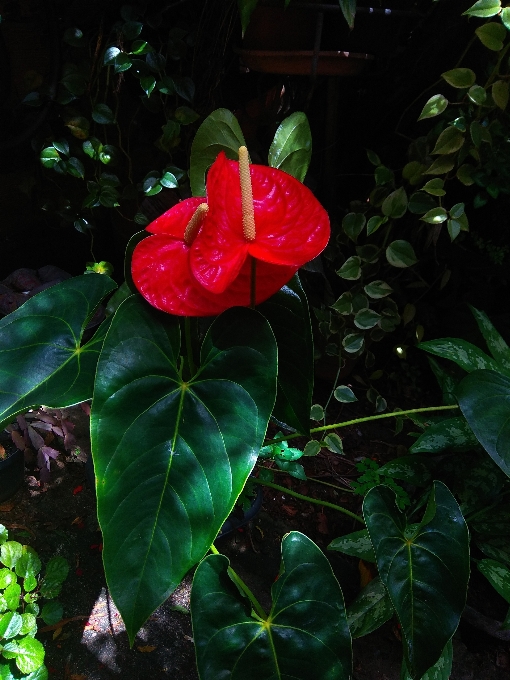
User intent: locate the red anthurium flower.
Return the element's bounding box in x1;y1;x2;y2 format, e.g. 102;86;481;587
131;197;297;316
190;149;330;294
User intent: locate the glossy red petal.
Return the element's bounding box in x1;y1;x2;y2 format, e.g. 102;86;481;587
190;152;330;293
145;197;206;237
132;235;296;317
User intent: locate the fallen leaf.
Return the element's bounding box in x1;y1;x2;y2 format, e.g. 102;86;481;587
316;511;329;534
281;504;298;517
71;517;83;525
359;559;376;588
73;485;83;495
0;501;15;512
137;645;156;653
52;627;62;640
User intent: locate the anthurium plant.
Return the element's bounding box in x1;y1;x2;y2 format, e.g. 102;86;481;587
0;108;479;679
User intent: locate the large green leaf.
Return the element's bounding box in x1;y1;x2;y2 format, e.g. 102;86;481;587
91;298;277;642
328;529;376;562
456;370;510;477
0;275;116;428
191;532;352;680
364;482;469;680
259;275;313;434
268;112;312;182
189;109;246;196
346;577;394;638
418;338;499;373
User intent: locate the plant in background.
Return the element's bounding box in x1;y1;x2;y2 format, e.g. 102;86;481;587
0;105;490;680
32;3;198;243
0;524;69;679
319;0;510;409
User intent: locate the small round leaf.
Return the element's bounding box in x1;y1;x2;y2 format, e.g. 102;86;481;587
386;240;418;268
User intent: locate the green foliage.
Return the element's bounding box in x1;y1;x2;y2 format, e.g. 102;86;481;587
191;532;352;679
30;4;198;244
0;525;69;679
351;458;412;510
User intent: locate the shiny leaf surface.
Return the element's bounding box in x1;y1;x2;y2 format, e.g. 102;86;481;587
457;370;510;477
91;299;277;642
0;275;116;428
364;482;469;679
268;112;312;182
191;532;352;680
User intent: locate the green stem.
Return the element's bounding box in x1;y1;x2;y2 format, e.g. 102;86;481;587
257;464;354;493
184;317;196;378
252;478;365;524
209;544;267;619
265;404;459;446
250;256;257;308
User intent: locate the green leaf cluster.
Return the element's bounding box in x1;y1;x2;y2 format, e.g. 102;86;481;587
0;525;69;679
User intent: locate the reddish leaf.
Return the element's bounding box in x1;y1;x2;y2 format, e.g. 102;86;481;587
73;485;84;495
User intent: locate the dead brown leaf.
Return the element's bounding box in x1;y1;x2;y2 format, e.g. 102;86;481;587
137;645;156;653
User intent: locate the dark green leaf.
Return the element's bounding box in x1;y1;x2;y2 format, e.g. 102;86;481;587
408;191;438;215
259;276;313;435
43;556;69;585
328;529;375;562
409;417;478;454
422;179;445;196
336;256;361;280
364;482;469;680
457;370;510;477
441;68;476;88
386;240;417;268
469;306;510;374
63;27;83;46
91;301;277;642
66;157;85;179
342;213;366;242
173;76;195;102
334;385;357;403
40;601;63;626
191;532;352;680
418;338;498;373
366;215;387;235
431;128;464;155
421;207;448;224
0;276;116;428
401;640;453;680
347;577;394;638
382;187;407;219
268;112;312;182
189;109;246;196
323;433;344;454
468;85;487;105
478;559;510;603
476;22;506;50
174;106;200;125
238;0;259;34
92;103;115;125
354;308;381;330
343;333;364;353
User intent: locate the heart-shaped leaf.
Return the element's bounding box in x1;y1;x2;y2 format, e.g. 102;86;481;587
456;369;510;477
364;481;469;680
91;298;277;642
259;275;313;434
191;532;352;680
268;112;312;182
189;109;246;196
0;275;116;428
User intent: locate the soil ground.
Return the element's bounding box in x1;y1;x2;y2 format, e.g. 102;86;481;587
1;404;510;680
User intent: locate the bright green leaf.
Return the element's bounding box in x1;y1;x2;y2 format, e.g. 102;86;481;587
441;68;476;89
431;127;464;155
189;109;246;196
475;21;506;50
421;207;448;224
268;112;312;182
468;85;487;105
418;95;448;121
422;179;445;196
463;0;501;17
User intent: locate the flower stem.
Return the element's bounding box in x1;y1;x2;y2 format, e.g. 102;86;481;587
252;478;365;524
265;404;459;446
184;317;196;378
209;544;267;619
